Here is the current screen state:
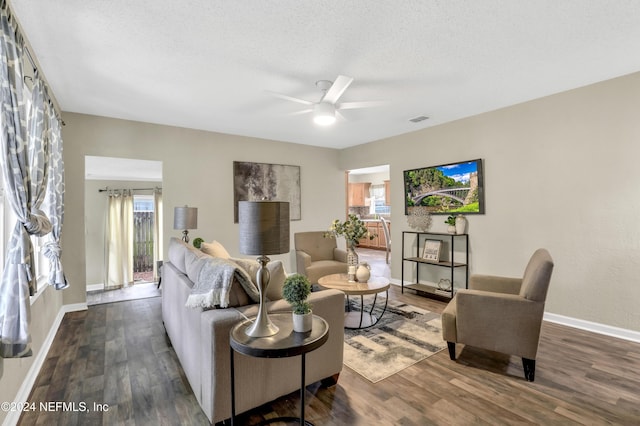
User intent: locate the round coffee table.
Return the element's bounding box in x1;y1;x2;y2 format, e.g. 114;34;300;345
317;273;390;329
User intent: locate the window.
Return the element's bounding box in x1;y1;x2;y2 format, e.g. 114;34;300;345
0;80;50;297
371;184;391;215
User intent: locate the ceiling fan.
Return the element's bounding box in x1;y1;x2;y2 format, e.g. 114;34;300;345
268;75;382;126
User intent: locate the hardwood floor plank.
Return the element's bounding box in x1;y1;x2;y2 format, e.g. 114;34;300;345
18;285;640;425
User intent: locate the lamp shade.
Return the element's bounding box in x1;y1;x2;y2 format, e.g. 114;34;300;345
239;201;290;255
174;206;198;230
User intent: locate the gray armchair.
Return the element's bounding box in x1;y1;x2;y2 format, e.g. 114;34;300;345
441;248;554;381
294;231;348;284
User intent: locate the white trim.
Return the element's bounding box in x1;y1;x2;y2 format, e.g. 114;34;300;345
393;280;640;343
543;312;640;344
86;283;104;292
3;303;88;426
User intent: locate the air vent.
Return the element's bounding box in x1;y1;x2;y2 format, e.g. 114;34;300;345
409;115;429;123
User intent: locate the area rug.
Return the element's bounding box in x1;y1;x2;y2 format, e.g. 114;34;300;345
343;298;447;383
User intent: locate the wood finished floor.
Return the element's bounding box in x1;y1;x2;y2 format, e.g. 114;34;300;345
19;286;640;425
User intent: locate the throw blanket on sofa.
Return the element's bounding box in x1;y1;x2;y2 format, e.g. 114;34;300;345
186;257;259;308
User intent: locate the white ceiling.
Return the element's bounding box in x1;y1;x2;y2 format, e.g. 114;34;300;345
10;1;640;149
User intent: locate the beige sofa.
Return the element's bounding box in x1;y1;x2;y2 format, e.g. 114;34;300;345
162;238;345;423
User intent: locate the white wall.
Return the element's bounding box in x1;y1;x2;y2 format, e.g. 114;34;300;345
349;171;389;185
340;71;640;332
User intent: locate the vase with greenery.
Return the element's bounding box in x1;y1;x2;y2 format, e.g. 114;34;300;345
445;215;457;234
324;214;375;267
282;274;313;332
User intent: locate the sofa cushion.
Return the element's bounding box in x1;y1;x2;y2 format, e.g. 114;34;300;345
230;258;287;301
201;240;231;259
168;237;201;274
185;249;209;283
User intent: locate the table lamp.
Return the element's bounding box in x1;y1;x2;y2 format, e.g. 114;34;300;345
174;206;198;243
239;201;290;337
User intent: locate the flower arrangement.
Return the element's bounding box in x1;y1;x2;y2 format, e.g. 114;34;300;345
282;274;312;314
324;214;375;247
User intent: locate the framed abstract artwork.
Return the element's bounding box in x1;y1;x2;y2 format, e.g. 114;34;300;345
233;161;301;222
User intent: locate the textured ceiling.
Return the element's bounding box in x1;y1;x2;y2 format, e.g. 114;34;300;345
10;0;640;149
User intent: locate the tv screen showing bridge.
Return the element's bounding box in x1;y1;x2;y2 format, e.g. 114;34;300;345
404;159;484;214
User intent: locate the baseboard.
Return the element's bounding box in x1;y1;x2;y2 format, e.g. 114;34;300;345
392;279;640;344
543;312;640;343
4;303;88;426
86;283;104;292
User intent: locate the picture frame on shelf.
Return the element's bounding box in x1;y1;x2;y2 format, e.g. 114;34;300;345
422;239;442;262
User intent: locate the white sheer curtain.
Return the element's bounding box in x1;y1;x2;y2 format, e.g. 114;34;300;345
105;190;133;290
153;188;163;281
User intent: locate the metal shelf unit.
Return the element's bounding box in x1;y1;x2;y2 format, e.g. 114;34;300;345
401;231;469;300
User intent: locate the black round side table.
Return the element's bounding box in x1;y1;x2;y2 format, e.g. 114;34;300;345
229;313;329;425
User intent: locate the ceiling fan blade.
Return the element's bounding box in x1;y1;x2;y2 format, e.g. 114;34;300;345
335;110;347;122
322;75;354;104
337;101;385;110
266;90;314;106
288;109;313;116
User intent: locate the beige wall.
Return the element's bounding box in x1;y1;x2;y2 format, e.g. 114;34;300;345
0;288;62;425
61;113;345;306
340;71;640;332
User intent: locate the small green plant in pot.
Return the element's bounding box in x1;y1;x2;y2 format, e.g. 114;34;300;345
445;215;457;234
282;274;313;332
192;237;204;249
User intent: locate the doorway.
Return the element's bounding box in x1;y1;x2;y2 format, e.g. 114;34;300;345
346;164;391;275
346;164;390;218
84;156;163;304
133;194;155;283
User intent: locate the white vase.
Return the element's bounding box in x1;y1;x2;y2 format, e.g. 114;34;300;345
356;262;371;282
292;311;313;332
455;215;467;234
447;225;456;234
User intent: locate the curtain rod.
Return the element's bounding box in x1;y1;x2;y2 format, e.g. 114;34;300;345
4;0;65;124
98;187;162;193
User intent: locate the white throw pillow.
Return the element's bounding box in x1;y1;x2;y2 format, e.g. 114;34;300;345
200;240;231;259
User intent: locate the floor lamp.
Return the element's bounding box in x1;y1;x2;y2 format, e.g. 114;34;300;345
174;206;198;243
238;201;290;337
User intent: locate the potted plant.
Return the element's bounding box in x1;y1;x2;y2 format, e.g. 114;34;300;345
192;237;204;249
445;215;457;234
282;274;313;332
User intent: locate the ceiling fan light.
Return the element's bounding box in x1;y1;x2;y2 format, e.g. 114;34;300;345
313;102;336;126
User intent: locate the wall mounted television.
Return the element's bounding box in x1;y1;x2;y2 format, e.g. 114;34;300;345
403;158;485;215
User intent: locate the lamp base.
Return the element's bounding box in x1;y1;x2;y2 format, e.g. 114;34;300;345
182;230;190;243
245;255;279;337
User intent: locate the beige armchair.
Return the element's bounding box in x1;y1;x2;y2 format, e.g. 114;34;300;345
441;248;554;381
295;231;348;284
